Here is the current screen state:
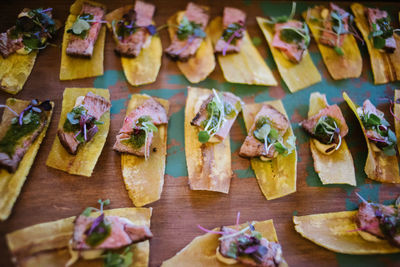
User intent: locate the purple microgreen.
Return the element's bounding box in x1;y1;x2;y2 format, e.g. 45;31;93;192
174;35;195;55
31;99;38;105
146;24;157;35
197;224;224;235
39;8;53;13
74;130;82;138
19;105;32;125
87;213;104;235
355;192;368;204
83;123;87;141
244;245;259;254
249;223;255;232
32;107;42;113
0;104;19;116
86;126;98;142
236;211;241;225
222;26;245;56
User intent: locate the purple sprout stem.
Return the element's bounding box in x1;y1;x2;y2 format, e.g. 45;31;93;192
197;224;224;235
222;29;243;56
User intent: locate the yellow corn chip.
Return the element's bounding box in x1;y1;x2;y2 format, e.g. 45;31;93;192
307;92;356;185
120;94;169;207
256;17;321;92
167;11;216;83
343;92;400;183
294;211;400;254
6;207;152;266
46;88;110;177
0;51;37;94
302;7;362;80
185;87;232;193
105;5;162;86
242;100;297;200
395;90;400;153
208;17;277;86
351;3;400;84
162;219;288;267
59;0;106;80
0;99;53;221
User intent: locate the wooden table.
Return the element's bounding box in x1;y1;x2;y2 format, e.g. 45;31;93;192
0;1;399;266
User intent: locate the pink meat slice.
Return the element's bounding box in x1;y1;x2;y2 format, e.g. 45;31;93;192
66;2;105;58
300;104;349;138
365;7;396;53
272;21;306;63
214;7;246;54
83;92;111;120
72;214;153;250
239;104;289;159
113;97;167;156
319;3;349;48
190;92;242;141
115;1;155;57
165;2;209;61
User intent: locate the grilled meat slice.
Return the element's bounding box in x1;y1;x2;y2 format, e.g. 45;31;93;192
82;92;111;120
272;21;306;63
66;2;105;58
57;130;80;155
114;1;156;57
319;3;349;48
0;28;24;58
72;214;153;250
365;7;396;53
165;2;209;61
190;92;242;141
113;97;167;156
239;104;289;159
214;7;246;54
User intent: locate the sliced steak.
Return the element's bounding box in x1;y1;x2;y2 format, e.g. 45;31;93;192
115;1;155;57
272;21;306;63
72;214;153;250
0;27;24;58
57;130;80;155
239;104;289;159
113;97;167;156
82;92;111;120
365;7;396;53
214;7;246;54
191;92;242;141
66;2;105;58
165;2;209;61
319;3;349;48
300;104;349;138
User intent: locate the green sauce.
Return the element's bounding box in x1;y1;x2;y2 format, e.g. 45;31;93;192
85;220;111;247
123;130;146;148
0;111;42;156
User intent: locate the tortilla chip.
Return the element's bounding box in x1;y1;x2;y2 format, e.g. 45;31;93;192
395;90;400;153
6;207;152;266
256;17;321;92
105;5;162;86
162;219;288;267
0;51;37;94
343;92;400;183
242;100;297;200
0;99;53;221
302;7;362;80
167;11;216;83
185;87;232;193
294;211;400;254
208;17;277;86
350;3;400;84
307;92;356;185
59;0;106;80
46;88;110;177
120;94;169;207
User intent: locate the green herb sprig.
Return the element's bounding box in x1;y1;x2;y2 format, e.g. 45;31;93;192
368;17;395;50
176;16;206;40
135;116;158;159
313;116;342;149
103;246;133;267
67;13;94;39
279;23;311;49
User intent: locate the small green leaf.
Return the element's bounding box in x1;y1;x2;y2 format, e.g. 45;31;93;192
198;130;210;143
274;142;287;155
254;124;271;141
69;17;91;37
333;46;344;56
373;36;386;49
82;207;93;217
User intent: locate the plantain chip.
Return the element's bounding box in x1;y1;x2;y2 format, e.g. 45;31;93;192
46;88;110;177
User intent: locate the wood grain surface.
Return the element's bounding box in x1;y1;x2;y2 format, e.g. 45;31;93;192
0;1;399;267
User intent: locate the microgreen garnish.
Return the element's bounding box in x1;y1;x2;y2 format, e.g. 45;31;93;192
357;106;397;156
253;116;295;157
264;2;296;25
82;199;111;248
279;23;310;49
176;16;206;41
103;245;133;267
221;22;245;56
313;116;342;150
368;17;395;50
67;13;94;38
111;10;156;41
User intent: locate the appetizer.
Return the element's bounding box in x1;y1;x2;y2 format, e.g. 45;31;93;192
6;200;153;266
105;1;162;86
0;8;57;94
60;0;107;80
303;3;362;80
46;88;111;177
256;3;321;92
294;194;400;254
239;100;297;200
394;90;400;153
165;2;215;83
344;92;400;183
351;3;400;84
300;92;356;185
185;87;242;193
114;95;169;207
208;7;277;86
0;99;53;221
162;215;287;267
